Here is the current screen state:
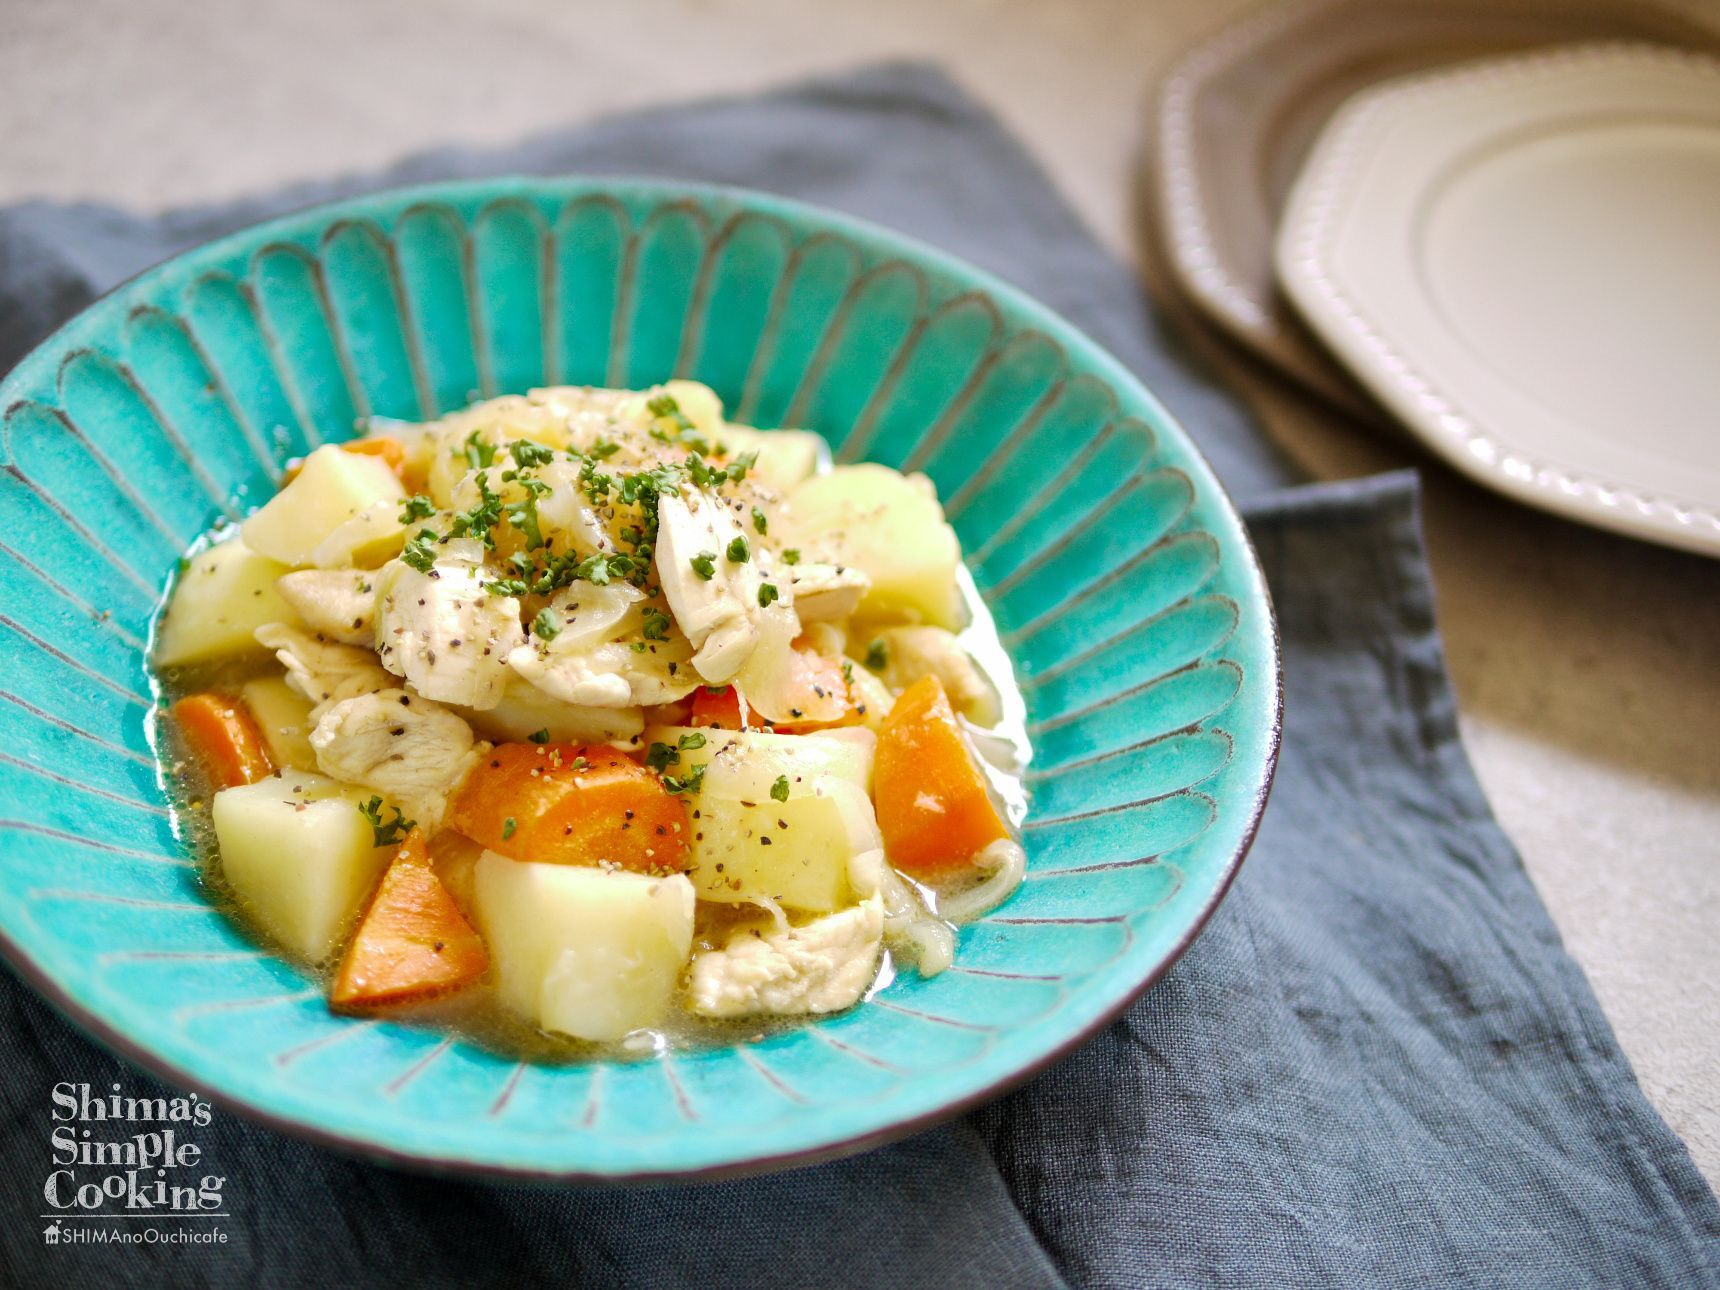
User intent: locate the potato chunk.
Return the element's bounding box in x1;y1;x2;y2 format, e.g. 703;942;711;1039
154;539;296;668
239;676;317;772
210;769;396;962
473;854;694;1041
642;725;874;794
785;464;964;629
241;445;405;567
685;738;883;913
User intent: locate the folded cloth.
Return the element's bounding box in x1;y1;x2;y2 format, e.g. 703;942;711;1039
0;63;1712;1289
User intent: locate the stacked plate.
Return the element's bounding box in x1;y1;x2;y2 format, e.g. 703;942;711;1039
1148;0;1720;557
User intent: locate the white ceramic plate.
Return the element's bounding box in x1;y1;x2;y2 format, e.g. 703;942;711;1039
1149;0;1719;421
1276;45;1720;556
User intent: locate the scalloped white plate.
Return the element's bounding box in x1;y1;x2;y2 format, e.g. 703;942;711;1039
1276;44;1720;556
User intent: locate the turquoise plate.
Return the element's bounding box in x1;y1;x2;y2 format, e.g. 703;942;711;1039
0;179;1278;1180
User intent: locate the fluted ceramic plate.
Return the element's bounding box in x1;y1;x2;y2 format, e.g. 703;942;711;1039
1151;0;1719;417
0;179;1278;1180
1277;46;1720;557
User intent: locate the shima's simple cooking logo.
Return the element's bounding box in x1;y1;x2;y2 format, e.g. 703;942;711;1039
40;1083;229;1245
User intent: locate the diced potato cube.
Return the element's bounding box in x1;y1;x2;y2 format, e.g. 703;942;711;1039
717;425;827;492
688;739;883;913
643;725;874;795
241;445;405;567
210;769;395;962
473;854;694;1041
239;675;317;772
785;464;964;629
153;538;297;669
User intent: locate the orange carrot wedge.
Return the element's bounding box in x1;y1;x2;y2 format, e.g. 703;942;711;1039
449;743;690;874
874;675;1009;880
170;692;275;789
330;829;488;1011
690;686;754;730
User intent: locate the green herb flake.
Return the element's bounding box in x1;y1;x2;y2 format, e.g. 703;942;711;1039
690;551;717;581
663;762;708;796
358;795;416;848
726;535;750;564
528;728;550;745
510;439;555;469
865;639;888;671
532;607;562;641
401;529;439;574
641;608;671;642
398;494;436;524
462;430;498;471
501;816;517;841
757;582;779;608
751;506;768;535
769;775;791;803
782;548;801;566
677;732;707;751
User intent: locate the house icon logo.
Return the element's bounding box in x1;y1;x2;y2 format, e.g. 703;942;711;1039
42;1220;63;1245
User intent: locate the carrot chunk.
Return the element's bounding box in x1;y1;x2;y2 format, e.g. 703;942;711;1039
449;743;690;874
690;686;754;731
170;692;275;789
330;829;488;1011
874;675;1009;880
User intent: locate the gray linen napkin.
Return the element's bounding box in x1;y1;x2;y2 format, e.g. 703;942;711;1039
0;63;1713;1289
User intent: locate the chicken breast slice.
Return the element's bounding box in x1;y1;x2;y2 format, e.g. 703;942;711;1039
255;623;392;714
373;539;522;711
654;490;775;684
687;895;885;1018
507;581;696;708
275;569;378;646
786;562;869;623
309;688;479;832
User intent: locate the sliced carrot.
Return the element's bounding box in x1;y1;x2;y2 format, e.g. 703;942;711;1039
690;686;755;731
330;829;488;1011
170;692;275;790
282;436;407;484
874;675;1009;880
775;644;861;732
449;743;690;874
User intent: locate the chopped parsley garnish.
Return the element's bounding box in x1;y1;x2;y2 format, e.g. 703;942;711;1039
758;582;779;607
358;796;415;848
450;472;503;547
690;551;717;581
528;728;550;744
462;430;498;471
398;494;435;524
769;775;790;803
501;816;517;841
726;535;750;563
401;529;439;574
864;639;888;671
782;548;801;566
509;439;555;469
842;660;855;684
662;763;707;796
587;438;621;461
677;732;707;751
751;506;768;535
645;741;680;771
728;450;758;482
532;607;561;641
641;608;671;642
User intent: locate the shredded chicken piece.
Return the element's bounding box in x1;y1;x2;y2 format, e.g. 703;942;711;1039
654;490;773;683
275;569;377;646
255;623;391;714
687;895;884;1018
508;581;696;708
372;539;522;711
308;688;479;831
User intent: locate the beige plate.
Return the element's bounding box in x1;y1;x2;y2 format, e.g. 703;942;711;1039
1149;0;1719;419
1276;45;1720;557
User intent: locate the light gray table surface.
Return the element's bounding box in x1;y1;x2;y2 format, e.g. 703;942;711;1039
3;0;1715;1183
